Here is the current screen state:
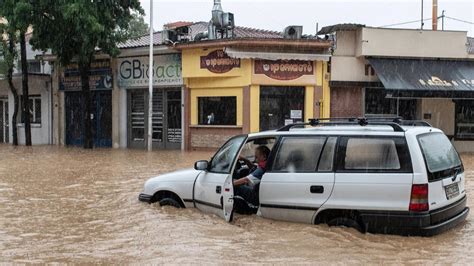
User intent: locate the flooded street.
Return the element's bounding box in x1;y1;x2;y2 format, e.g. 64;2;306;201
0;145;473;264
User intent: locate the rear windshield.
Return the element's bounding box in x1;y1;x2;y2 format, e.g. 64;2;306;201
418;133;462;177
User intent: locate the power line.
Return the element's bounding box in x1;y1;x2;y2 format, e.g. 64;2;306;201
380;18;432;28
445;16;474;25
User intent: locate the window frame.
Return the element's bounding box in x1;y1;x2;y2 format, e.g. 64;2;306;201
197;96;237;126
208;134;248;174
266;135;337;173
335;135;413;174
19;95;42;126
417;132;464;182
454;100;474;140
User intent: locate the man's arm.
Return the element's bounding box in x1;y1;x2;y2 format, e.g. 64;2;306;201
233;177;249;186
238;156;255;169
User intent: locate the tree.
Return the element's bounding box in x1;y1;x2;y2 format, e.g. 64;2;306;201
125;12;150;39
0;1;30;146
30;0;143;149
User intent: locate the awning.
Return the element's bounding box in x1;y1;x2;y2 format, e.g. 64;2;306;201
368;58;474;98
225;48;330;62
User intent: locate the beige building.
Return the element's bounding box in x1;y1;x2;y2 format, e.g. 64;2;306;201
322;24;474;152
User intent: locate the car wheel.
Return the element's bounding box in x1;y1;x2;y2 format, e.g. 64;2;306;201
159;197;182;208
327;217;363;232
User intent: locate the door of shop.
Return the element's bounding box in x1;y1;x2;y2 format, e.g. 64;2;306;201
0;98;9;143
260;86;305;131
128;89;182;149
65;91;112;147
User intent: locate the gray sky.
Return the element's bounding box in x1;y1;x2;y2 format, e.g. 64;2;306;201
138;0;473;36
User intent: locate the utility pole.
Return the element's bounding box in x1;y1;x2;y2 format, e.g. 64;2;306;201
441;10;445;30
147;0;154;152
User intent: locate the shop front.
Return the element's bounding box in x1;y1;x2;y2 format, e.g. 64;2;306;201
61;60;113;147
365;58;474;152
116;53;183;150
179;43;331;150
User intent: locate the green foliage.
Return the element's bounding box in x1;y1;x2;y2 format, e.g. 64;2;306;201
30;0;144;66
124;12;150;39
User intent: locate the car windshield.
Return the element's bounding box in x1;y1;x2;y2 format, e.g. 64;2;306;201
209;135;247;173
418;133;462;175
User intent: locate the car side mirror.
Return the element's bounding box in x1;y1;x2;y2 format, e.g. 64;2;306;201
194;160;209;171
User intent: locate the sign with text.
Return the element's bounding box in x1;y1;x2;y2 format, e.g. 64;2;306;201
200;50;241;74
117;54;182;88
254;59;314;80
60;60;113;91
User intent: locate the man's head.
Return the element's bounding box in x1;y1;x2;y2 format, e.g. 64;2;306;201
255;145;271;162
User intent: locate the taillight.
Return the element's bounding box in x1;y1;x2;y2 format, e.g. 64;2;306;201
409;184;429;212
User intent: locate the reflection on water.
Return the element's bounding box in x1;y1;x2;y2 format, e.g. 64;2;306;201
0;145;472;263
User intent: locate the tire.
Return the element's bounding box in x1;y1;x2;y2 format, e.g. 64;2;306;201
159;197;182;208
327;217;363;232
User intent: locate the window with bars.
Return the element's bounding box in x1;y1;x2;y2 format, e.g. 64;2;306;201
20;95;41;125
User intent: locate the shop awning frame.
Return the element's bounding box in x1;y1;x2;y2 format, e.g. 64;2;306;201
368;58;474;98
224;48;330;61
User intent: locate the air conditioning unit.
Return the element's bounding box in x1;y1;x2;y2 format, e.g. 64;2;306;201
283;25;303;39
162;29;178;44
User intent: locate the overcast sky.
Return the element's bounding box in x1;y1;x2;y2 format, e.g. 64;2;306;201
138;0;473;36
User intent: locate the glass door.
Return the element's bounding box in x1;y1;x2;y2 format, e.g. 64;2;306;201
260;86;305;131
165;90;182;149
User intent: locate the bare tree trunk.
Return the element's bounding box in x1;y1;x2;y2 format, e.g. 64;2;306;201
19;32;31;146
79;60;93;149
7;38;19;146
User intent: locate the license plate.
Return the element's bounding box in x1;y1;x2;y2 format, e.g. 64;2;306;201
445;182;460;200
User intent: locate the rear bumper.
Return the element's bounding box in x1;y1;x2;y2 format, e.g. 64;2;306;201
360;196;469;236
138;193;153;203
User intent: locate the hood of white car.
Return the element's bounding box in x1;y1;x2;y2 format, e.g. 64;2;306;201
144;168;201;188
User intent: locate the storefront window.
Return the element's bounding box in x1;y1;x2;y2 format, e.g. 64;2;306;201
198;96;236;125
455;101;474;139
260;86;305;131
365;88;417;120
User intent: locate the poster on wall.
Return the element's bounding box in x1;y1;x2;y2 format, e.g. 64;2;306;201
60;60;113;91
254;59;314;80
117;54;182;88
200;50;241;74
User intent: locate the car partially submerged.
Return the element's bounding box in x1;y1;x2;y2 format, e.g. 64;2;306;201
139;118;469;236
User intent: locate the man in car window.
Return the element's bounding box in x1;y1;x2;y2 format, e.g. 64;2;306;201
233;145;270;205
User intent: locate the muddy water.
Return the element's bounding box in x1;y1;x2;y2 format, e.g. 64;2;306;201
0;145;472;264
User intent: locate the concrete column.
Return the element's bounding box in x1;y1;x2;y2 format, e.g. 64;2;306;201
111;58;120;149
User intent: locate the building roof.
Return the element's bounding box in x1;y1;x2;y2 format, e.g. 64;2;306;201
118;21;289;49
468;37;474;54
317;23;365;35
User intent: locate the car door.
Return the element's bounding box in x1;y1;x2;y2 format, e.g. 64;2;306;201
259;136;337;223
325;136;414;212
193;135;247;221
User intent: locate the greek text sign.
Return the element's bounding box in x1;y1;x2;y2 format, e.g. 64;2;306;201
117;54;182;88
200;50;241;74
254;60;314;80
60;60;113;91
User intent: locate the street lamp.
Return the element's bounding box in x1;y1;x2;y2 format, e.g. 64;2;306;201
147;0;154;151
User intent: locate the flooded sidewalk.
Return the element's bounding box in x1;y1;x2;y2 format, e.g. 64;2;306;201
0;145;473;264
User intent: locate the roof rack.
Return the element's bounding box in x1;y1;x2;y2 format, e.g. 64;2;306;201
277;117;431;132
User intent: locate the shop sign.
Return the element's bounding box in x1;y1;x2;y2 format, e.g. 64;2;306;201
117;54;182;88
200;50;240;74
60;60;112;91
254;60;314;80
418;76;474;88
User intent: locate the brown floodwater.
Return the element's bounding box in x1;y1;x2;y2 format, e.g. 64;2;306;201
0;145;472;264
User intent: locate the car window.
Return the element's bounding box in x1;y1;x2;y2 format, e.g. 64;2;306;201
318;137;337;171
240;138;276;161
209;135;246;173
344;138;400;170
418;133;462;174
273;137;326;172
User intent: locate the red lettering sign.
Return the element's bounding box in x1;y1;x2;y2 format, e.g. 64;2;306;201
255;60;314;80
200;50;241;74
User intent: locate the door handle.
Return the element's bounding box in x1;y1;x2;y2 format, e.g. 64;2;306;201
310;185;324;194
216;186;222;194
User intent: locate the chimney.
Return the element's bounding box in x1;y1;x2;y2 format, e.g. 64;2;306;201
432;0;438;30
